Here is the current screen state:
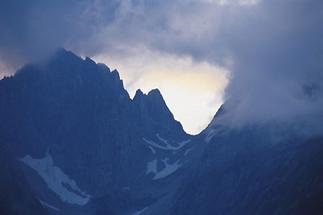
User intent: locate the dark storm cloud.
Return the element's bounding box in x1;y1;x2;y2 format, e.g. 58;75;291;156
0;0;322;127
0;0;119;71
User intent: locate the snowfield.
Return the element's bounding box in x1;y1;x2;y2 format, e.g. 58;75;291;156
20;153;90;205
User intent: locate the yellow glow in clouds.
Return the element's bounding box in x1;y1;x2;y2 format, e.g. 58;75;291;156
94;49;229;134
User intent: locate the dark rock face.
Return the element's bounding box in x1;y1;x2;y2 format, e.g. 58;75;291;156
0;49;192;214
0;144;46;215
170;113;323;215
0;49;322;214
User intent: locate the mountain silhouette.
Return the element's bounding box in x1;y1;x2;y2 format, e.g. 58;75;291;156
0;49;322;215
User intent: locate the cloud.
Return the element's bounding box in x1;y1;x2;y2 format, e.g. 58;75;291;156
0;0;322;131
99;0;323;128
205;0;260;5
0;0;119;71
215;0;323;128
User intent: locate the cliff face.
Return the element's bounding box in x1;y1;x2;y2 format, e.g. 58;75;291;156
0;144;46;215
171;107;323;215
0;49;192;214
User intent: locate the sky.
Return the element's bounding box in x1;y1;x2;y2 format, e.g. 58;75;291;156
0;0;323;134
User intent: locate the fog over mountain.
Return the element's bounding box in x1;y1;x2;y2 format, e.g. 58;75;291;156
0;50;195;214
0;1;323;214
1;0;323;129
0;50;323;215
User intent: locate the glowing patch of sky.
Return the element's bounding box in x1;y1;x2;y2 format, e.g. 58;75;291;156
94;49;229;134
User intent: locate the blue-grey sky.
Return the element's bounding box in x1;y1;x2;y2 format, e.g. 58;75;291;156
0;0;322;134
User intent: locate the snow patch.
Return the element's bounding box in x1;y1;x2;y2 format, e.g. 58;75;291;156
143;136;190;151
156;133;168;145
153;159;182;180
205;126;226;142
39;199;60;211
148;146;156;154
184;148;193;156
146;159;158;175
133;206;148;215
176;139;191;149
205;128;217;142
20;153;90;205
146;158;182;180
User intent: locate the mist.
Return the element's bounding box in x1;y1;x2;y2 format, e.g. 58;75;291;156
1;0;322;129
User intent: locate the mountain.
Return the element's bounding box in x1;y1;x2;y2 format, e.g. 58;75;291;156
0;49;323;215
170;108;323;215
0;49;194;214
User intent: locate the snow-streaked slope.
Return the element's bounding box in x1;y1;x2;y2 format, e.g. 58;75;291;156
146;158;182;180
39;199;60;211
132;206;149;215
0;50;193;214
146;159;158;175
143;134;190;151
20;153;90;205
143;134;191;180
153;159;182;180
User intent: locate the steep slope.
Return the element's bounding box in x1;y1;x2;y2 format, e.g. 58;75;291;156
170;107;323;215
0;144;46;214
0;49;193;214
